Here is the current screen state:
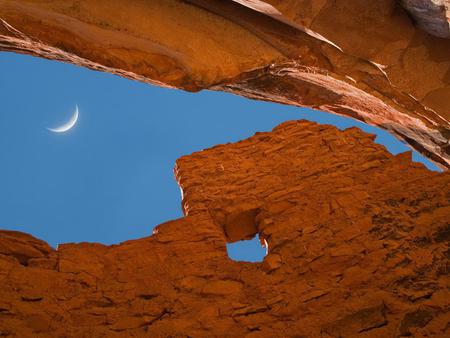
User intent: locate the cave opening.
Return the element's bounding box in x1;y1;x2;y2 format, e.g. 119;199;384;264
221;207;267;262
226;233;267;262
0;52;442;253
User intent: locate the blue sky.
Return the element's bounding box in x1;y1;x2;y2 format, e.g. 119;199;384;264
0;53;440;262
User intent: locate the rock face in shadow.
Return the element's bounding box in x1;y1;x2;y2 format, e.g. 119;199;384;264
0;0;449;167
401;0;450;38
0;120;449;337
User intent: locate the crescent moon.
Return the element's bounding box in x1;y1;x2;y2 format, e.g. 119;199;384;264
47;105;79;133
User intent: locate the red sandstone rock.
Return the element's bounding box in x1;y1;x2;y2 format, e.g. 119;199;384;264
0;120;449;337
0;0;449;167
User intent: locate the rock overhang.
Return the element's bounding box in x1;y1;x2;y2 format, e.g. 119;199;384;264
0;0;449;167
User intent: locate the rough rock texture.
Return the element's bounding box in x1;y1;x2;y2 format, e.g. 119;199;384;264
0;0;449;167
401;0;450;38
0;120;449;337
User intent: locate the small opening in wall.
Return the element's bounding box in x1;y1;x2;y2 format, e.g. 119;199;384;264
226;233;267;262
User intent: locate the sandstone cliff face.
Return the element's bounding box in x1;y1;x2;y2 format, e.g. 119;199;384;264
0;121;449;337
0;0;449;167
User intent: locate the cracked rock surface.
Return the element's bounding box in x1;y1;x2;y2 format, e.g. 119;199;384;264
0;120;449;337
0;0;449;167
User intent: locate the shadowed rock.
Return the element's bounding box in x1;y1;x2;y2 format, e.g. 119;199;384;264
401;0;450;38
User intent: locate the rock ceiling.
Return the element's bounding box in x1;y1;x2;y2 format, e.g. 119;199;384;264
0;0;449;167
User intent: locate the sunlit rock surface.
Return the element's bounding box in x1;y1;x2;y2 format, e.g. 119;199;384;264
0;120;449;337
0;0;449;167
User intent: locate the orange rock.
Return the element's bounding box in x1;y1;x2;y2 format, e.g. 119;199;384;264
0;1;449;166
0;120;449;336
